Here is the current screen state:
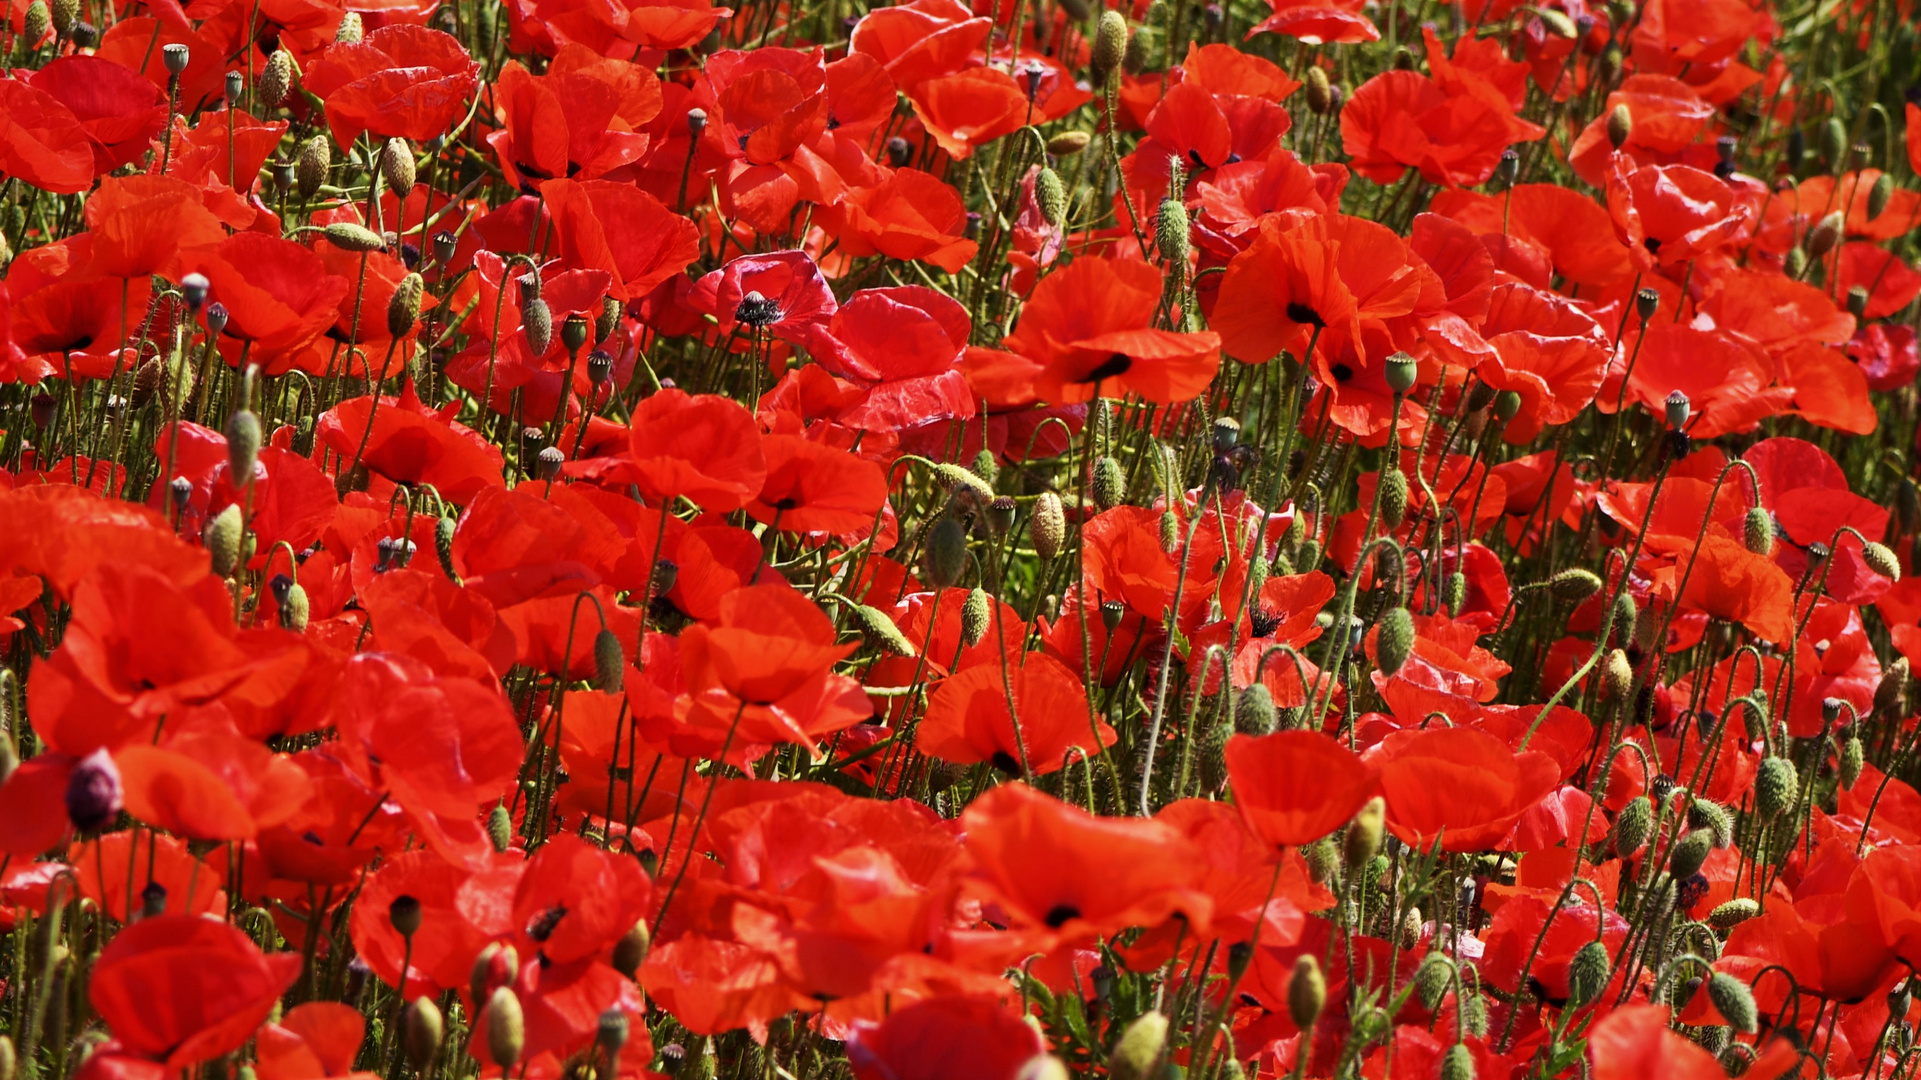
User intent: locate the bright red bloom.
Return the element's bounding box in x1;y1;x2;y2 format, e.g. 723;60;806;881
997;256;1220;404
0;76;94;195
1225;731;1379;849
302;25;481;149
847;997;1042;1080
919;651;1113;776
90;916;301;1068
1340;67;1542;188
1365;726;1560;852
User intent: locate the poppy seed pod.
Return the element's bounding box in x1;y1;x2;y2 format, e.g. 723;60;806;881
336;10;363;41
1304;65;1332;113
485;988;524;1069
1287;955;1326;1030
1344;796;1386;869
986;495;1017;534
1807;211;1844;258
597;1008;629;1054
1493;390;1522;423
1613;794;1653;857
1607;103;1633;150
1156;198;1189;263
1865;540;1902;581
1031;492;1067;560
1382;352;1418;396
1664;390;1691;431
1439;1043;1475;1080
380;137;415;195
1567;939;1609;1008
257;49;292;108
593;629;625;693
1046;131;1091;157
1841;735;1866;788
403;998;443;1072
924;517;970;588
1708;897;1759;931
66;748;122;832
851;603;917;657
1091;11;1128;77
961;587;991;648
561;313;592;354
1093;456;1126;510
322;222;387;253
1708;972;1759;1033
1743;507;1774;556
1848;284;1869;318
1545;568;1603;603
1870;172;1895;220
226;408;261;480
1668;828;1712;880
1633;287;1659;323
388;894;423;938
1375;606;1414;677
205;503;245;577
587;354;614;391
522;296;553;357
225;69;246;104
534;446;565;481
162;41;190;75
388;272;424;337
1108;1011;1167;1080
1036;167;1067;226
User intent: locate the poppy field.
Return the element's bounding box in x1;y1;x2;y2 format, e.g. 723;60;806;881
5;0;1921;1075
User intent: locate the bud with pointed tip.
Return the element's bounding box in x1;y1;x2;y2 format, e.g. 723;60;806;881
1708;972;1758;1033
1288;955;1326;1030
403;998;443;1073
485;987;524;1069
1755;755;1798;819
258;49;293;108
1156;198;1189;263
205;503;245;577
1607;104;1633;149
297;135;331;199
1031;492;1066;561
1091;11;1129;77
1548;568;1604;603
381;138;416;195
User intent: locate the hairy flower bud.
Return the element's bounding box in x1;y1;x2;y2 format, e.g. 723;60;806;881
381;137;416;195
487;803;513;852
1375;606;1414;677
1668;829;1713;880
1344;796;1385;869
1031;492;1066;561
1439;1043;1475;1080
1045;131;1091;157
1708;897;1759;931
1743;507;1774;556
521;296;553;357
1708;972;1758;1033
1567;940;1609;1008
322;222;386;252
1548;568;1604;603
1303;66;1332;114
1755;755;1798;820
335;10;362;41
961;587;991;648
1288;955;1326;1030
1613;795;1653;857
297;136;331;199
593;629;625;693
1841;735;1866;789
1091;11;1128;77
1870;172;1895;220
1156;197;1189;262
204;503;245;577
257;49;293;108
1236;682;1277;736
1378;468;1408;530
226;407;260;481
1036;167;1067;227
485;988;524;1070
1109;1011;1168;1080
1807;211;1844;258
387;272;424;338
403;998;443;1073
1865;541;1902;582
612;922;650;979
1092;456;1127;510
924;517;969;588
1607;104;1633;150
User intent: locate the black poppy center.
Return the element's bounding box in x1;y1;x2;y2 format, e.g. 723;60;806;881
1329;363;1355;382
1043;903;1081;928
1084;352;1133;382
1285;302;1325;328
735;292;784;328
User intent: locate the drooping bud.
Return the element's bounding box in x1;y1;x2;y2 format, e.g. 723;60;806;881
66;748;123;832
1036;167;1067;227
1841;735;1866;789
485;987;525;1070
1548;568;1604;603
487;803;513;852
924;517;969;588
961;588;991;648
612;922;650;979
1046;131;1091;157
1108;1011;1168;1080
1031;492;1066;561
1708;972;1758;1033
1744;507;1774;556
1287;955;1326;1030
1344;796;1386;869
1375;606;1414;677
1607;104;1633;150
321;222;387;252
1865;540;1902;581
850;604;917;657
1091;11;1129;78
381;138;416;195
1567;940;1609;1008
403;998;444;1073
1439;1043;1476;1080
49;0;75;36
204;503;245;577
593;629;625;693
1870;172;1895;220
1236;682;1277;736
1668;828;1713;880
1613;795;1653;857
1755;755;1798;819
1820;117;1848;169
388;272;424;338
278;580;310;632
1807;211;1844;258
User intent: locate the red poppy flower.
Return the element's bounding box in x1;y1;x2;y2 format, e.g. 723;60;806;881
255;1003;365;1080
847;997;1042;1080
540;178;698;302
834;168;979;273
745;435;888;536
302;25;481;149
1586;1005;1726;1080
116;733;315;842
1340;68;1542;188
1246;0;1378;44
71;832;227;922
919;651;1113;776
1225;731;1379;849
1213;212;1427;366
488;60;654;190
523;0;730;53
90;915;302;1068
0;76;95;195
1642;532;1794;643
807;286;977;433
27;57;169;177
904;67;1029;161
82;175;226;282
688;250;838;349
1606;160;1751;271
178;233;351;376
570;388;765;511
998;256;1220;404
1365;726;1560;852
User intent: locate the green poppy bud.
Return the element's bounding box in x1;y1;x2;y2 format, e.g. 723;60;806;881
279;582;310;633
1378;468;1408;530
49;0;75;36
851;603;917;657
1036;167;1068;227
924;517;969;588
1807;211;1844;258
1093;456;1127;511
1299;539;1324;573
593;629;625;693
1439;1043;1475;1080
1708;897;1759;931
1870;172;1895;220
1708;972;1758;1033
1865;541;1902;582
1607;104;1633;150
485;987;524;1070
487;803;513;852
226;408;261;480
1668;828;1713;880
1548;568;1604;603
388;272;424;338
612;921;650;979
321;221;386;252
1046;131;1091;157
257;49;293;108
1613;795;1653;857
1344;796;1385;869
335;10;362;41
1567;939;1609;1008
1156;198;1189;263
1689;798;1734;848
435;516;458;580
1413;952;1452;1010
1820;117;1848;169
1841;735;1866;789
1445;570;1467;617
1031;492;1066;561
1743;507;1774;556
1159;510;1179;554
1288;955;1326;1030
1755;755;1798;820
380;137;415;197
1015;1055;1071;1080
204;503;245;577
297;135;331;199
1235;682;1277;736
1877;657;1909;714
961;587;991;648
1785;245;1809;278
1109;1011;1168;1080
522;297;553;357
1304;66;1332;114
1375;606;1414;677
1091;11;1129;77
1302;835;1339;884
403;998;443;1073
1610;592;1637;645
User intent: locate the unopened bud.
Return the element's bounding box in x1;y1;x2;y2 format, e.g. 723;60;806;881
1288;955;1326;1030
1344;796;1385;869
1109;1011;1168;1080
961;587;991;648
1567;940;1609;1007
612;922;650;979
522;297;553;357
1744;508;1774;556
485;988;524;1069
1045;131;1090;157
487;802;513;852
388;272;424;338
924;517;969;588
593;629;625;693
204;503;245;576
1375;606;1414;677
1613;795;1653;857
258;50;293;108
1439;1043;1475;1080
1707;897;1759;931
1091;11;1128;77
1708;972;1758;1033
1607;104;1633;150
297;136;331;199
381;138;415;195
1870;172;1895;220
225;408;260;480
1865;540;1902;581
1668;829;1712;880
1841;735;1866;789
1156;198;1189;263
1755;754;1797;819
1304;66;1332;114
1031;492;1066;561
1036;167;1067;227
403;998;444;1072
322;222;386;252
1807;211;1844;258
1092;457;1126;510
1548;568;1603;603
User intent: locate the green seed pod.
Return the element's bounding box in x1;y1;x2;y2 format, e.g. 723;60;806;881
225;407;261;480
1755;755;1798;820
485;987;524;1070
279;582;310;632
1548;568;1604;603
924;517;970;588
1870;172;1896;220
1344;796;1385;870
593;629;625;693
561;313;591;355
257;49;293;108
22;1;49;44
204;503;245;577
1567;939;1609;1008
1865;541;1903;582
321;222;386;253
1439;1043;1475;1080
1378;468;1408;530
1288;955;1326;1030
403;997;444;1073
1109;1011;1168;1080
1031;492;1066;561
1156;198;1189;263
381;137;416;195
1092;456;1127;511
1707;897;1759;931
521;297;553;357
1384;352;1418;396
1607;103;1633;150
961;587;991;648
1708;972;1759;1033
296;135;331;199
612;921;650;978
388;272;424;338
1847;284;1870;319
487;803;513;852
851;604;917;658
1036;167;1068;227
1664;390;1691;432
1613;795;1653;858
1091;11;1129;77
1303;66;1332;114
1235;682;1277;736
1444;570;1466;616
1841;735;1866;789
1375;606;1414;677
1668;829;1713;880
